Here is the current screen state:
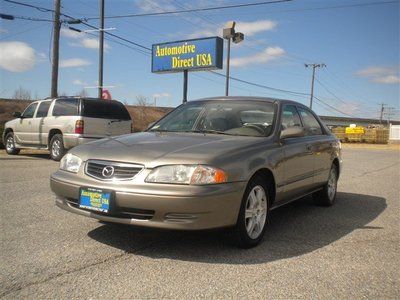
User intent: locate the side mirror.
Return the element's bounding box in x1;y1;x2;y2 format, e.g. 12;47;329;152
13;112;22;118
280;126;305;139
146;121;155;131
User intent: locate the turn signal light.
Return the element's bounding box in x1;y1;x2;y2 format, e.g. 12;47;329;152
75;120;84;134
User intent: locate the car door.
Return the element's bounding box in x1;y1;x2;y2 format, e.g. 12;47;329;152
13;102;38;144
33;101;52;145
297;107;333;188
279;105;315;202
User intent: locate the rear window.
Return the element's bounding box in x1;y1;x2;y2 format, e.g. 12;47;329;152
53;99;80;116
82;100;131;120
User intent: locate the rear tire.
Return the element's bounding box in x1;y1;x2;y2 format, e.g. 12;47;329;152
313;164;338;206
49;134;66;161
5;132;20;155
231;176;271;248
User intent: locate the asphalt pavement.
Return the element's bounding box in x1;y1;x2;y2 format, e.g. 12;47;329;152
0;146;399;298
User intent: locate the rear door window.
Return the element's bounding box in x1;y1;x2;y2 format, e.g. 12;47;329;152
297;107;323;136
281;105;302;130
22;103;38;118
53;99;80;116
36;101;51;118
82;100;131;120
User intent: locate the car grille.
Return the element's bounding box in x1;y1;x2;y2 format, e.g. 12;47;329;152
85;160;143;181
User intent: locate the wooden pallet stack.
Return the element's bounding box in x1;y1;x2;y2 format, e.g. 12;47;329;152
331;127;346;141
364;128;389;144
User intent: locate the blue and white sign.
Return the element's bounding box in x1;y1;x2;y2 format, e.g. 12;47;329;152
152;37;223;73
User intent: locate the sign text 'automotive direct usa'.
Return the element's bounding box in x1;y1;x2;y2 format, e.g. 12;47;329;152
151;37;223;73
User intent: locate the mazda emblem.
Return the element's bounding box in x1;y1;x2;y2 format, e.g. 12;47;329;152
102;166;114;178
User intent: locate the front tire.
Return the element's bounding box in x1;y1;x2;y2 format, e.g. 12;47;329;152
49;134;66;161
5;132;20;155
232;176;270;248
313;164;338;206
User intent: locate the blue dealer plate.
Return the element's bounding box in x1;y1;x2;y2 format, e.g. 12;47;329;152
79;187;111;213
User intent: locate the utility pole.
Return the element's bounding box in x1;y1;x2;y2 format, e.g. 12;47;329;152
223;21;244;96
305;63;325;109
98;0;105;99
50;0;61;98
225;37;231;96
379;103;386;124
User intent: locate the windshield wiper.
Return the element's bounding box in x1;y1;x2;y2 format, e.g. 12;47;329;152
186;129;239;136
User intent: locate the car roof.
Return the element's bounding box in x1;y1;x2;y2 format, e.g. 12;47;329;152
188;96;308;108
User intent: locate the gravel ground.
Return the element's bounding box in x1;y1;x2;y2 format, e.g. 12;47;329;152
0;147;399;299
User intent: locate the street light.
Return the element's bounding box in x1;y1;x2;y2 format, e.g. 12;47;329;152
223;21;244;96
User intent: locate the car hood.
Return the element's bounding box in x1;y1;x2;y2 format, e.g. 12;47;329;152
71;132;261;167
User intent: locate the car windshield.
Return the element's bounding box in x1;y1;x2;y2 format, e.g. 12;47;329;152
149;100;276;137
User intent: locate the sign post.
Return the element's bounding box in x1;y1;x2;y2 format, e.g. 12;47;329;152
152;37;223;103
183;70;188;103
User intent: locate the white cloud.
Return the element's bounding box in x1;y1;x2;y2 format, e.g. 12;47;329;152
187;19;277;39
371;75;400;84
61;28;110;50
73;79;88;85
230;46;285;67
0;41;35;72
60;58;91;68
61;28;84;39
153;92;171;98
236;20;277;36
356;65;399;84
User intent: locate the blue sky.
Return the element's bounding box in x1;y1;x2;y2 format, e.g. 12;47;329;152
0;0;399;120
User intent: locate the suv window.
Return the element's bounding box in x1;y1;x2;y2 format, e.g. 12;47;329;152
53;99;80;116
22;103;38;118
297;107;323;136
82;100;131;120
36;101;51;118
281;105;302;130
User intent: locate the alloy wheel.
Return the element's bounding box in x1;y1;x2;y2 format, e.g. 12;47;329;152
245;185;268;239
327;168;337;201
52;140;61;158
6;135;15;152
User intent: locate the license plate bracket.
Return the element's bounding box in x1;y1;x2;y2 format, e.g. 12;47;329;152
79;187;113;213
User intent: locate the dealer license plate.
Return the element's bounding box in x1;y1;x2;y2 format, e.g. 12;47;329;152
79;187;111;213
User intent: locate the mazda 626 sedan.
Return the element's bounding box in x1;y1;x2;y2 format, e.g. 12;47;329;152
50;97;341;248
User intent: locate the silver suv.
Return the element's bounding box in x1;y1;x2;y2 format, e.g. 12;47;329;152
3;97;132;160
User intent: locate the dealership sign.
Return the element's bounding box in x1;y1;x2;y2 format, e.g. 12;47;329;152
151;37;223;73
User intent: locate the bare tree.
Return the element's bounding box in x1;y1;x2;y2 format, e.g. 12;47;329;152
12;86;32;100
136;95;149;107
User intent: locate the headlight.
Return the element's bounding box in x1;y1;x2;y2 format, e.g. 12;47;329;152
145;165;227;185
60;153;82;173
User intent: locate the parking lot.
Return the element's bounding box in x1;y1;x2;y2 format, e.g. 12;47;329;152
0;145;399;298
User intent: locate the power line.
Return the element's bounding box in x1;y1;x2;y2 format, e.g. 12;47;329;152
208;71;309;96
83;0;293;20
314;76;347;105
0;13;53;22
189;0;399;17
2;0;53;12
313;96;355;117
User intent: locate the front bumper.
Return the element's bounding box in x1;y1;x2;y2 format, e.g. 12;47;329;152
50;172;246;230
